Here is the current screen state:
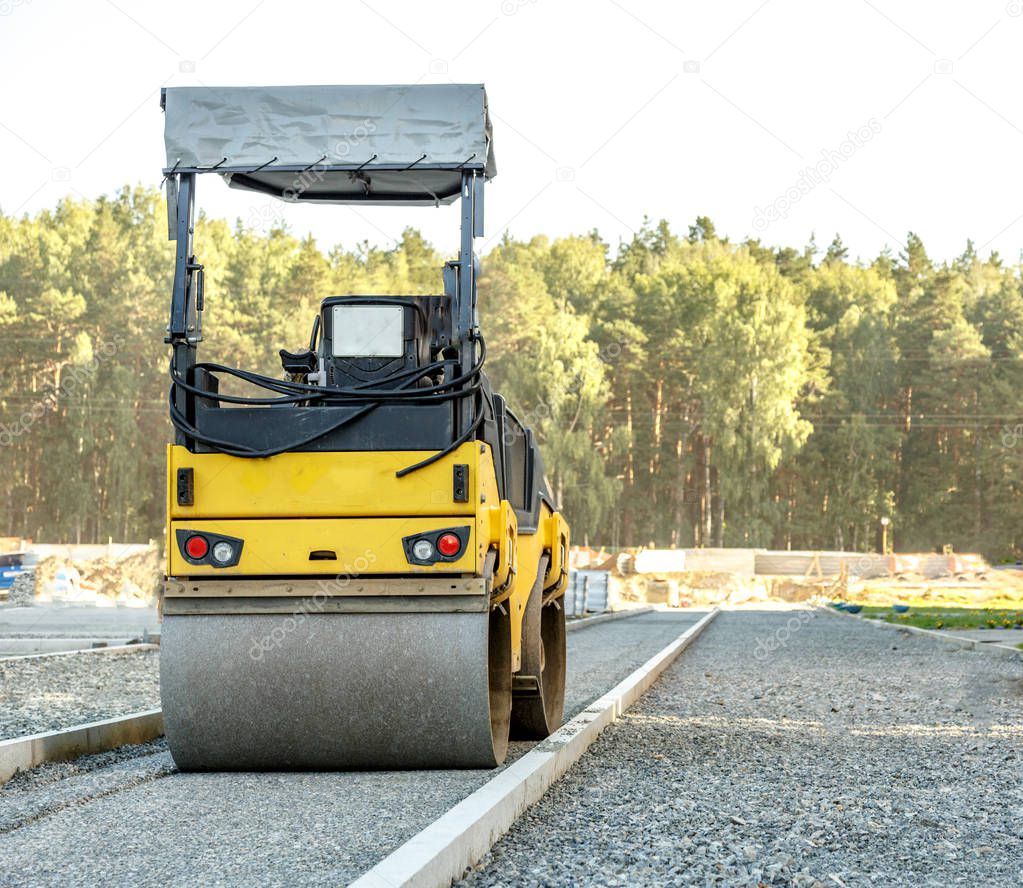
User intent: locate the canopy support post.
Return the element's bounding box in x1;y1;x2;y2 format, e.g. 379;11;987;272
167;172;199;446
457;170;483;433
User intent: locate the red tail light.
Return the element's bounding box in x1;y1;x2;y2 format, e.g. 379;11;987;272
185;535;209;559
402;527;470;565
437;533;461;557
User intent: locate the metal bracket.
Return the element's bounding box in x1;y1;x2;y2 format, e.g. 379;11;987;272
453;464;469;502
176;468;194;506
512;674;541;696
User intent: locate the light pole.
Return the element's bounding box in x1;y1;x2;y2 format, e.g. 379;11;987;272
880;516;890;555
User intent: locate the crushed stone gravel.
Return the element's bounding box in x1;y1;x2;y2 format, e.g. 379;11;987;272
0;650;159;740
459;609;1023;887
0;610;703;888
0;740;172;834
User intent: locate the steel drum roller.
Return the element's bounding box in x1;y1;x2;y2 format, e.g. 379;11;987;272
161;609;510;770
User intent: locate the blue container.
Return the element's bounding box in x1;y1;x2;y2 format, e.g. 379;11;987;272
0;552;29;591
892;604;909;614
845;604;863;614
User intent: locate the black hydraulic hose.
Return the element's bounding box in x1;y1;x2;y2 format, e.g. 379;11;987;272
394;394;485;478
308;314;320;352
172;343;485;403
168;337;487;473
169;359;481;410
168;393;379;458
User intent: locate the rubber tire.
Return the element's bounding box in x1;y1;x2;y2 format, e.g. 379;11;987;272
510;555;567;739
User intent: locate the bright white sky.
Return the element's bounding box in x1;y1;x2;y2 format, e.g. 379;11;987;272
2;0;1022;263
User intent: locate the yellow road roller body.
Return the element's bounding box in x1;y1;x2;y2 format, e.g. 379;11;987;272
162;438;569;770
158;83;569;769
165;441;569;672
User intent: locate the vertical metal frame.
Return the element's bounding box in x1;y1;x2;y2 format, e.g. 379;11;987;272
167;172;197;446
165;166;490;444
455;170;485;433
457;171;476;356
168;172;196;341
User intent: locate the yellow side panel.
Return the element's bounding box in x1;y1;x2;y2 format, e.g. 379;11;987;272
506;509;546;671
168;517;476;577
168;442;482;520
542;510;570;597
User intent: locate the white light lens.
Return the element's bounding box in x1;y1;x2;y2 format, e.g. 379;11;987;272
331;305;404;357
211;541;234;564
412;539;434;561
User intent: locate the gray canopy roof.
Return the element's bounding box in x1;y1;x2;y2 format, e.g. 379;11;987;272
161;84;495;205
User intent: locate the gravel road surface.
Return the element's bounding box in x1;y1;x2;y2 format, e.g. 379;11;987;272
0;610;704;888
460;609;1023;887
0;650;160;739
0;604;160;639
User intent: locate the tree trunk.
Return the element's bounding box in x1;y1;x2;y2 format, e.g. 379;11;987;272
702;436;712;545
623;384;634;547
712;464;724;547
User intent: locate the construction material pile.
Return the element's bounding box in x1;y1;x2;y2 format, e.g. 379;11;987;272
575;547;1023;609
7;572;36;607
846;568;1023;609
610;570;842;608
25;547;161;606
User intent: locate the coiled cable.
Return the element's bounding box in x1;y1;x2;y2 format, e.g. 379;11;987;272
168;337;486;476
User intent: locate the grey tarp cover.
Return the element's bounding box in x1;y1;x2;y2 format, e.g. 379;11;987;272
162;84;494;205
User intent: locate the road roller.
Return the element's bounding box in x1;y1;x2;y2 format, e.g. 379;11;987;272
158;84;569;769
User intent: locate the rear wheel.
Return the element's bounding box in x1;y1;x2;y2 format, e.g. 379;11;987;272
511;555;566;739
488;601;512;763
